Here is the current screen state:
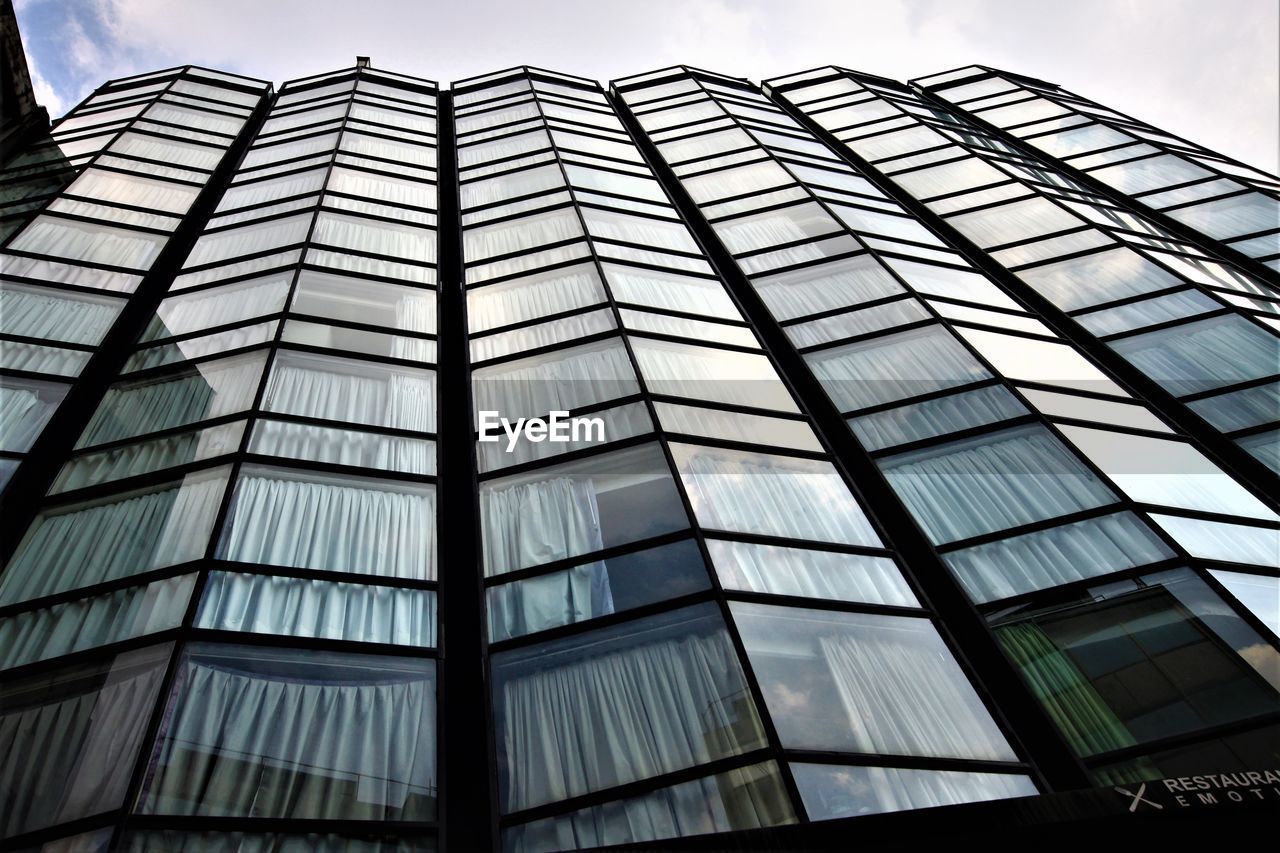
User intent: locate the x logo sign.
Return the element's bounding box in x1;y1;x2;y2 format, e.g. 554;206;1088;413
1114;782;1163;812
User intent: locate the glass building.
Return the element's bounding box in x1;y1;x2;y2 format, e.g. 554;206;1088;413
0;53;1276;852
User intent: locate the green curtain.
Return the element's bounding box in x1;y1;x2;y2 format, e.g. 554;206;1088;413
997;621;1136;756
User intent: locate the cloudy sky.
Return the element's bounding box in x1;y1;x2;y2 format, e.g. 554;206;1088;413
14;0;1280;172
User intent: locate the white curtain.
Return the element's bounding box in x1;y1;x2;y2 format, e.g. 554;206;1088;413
0;652;165;838
327;167;434;208
457;130;551;170
849;385;1027;451
464;209;583;261
508;762;790;852
265;354;436;433
145;101;245;135
819;629;1006;759
805;324;990;413
751;257;905;323
602;264;738;318
656;128;754;164
785;298;929;350
1111;314;1280;396
488;560;614;641
707;539;915;607
184;214;311;269
711;202;842;255
481;476;603;576
349;103;435;133
881;425;1116;544
471;309;616;364
0;473;226;604
467;266;604;332
472;339;637;421
251;420;435;475
312;213;435;264
631;339;796;413
582;209;699;253
82;354;264;446
10;215;166;270
141;659;436;819
151;276;291;339
0;286;120;344
342;130;435;168
673;444;880;547
222;473;436;580
1;384;56;451
239;132;339;170
498;626;764;812
945;511;1175;603
217;169;327;212
111;131;224;170
56;422;242;491
0;575;193;670
461;164;566;209
197;572;435;648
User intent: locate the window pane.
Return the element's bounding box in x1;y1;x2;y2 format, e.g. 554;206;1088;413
291;270;436;334
467;263;605;332
491;604;767;812
881;424;1116;544
1;375;67;452
0;467;229;604
805;325;991;412
632;338;798;412
480;442;687;576
487;538;710;641
1110;314;1280;396
0;645;171;839
849;384;1027;451
472;337;638;421
264;350;436;433
146;274;292;340
197;572;436;647
139;645;437;820
732;602;1015;759
671;443;879;547
220;465;436;580
791;763;1036;821
995;569;1280;757
708;538;916;607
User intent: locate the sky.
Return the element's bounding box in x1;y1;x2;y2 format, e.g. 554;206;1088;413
14;0;1280;173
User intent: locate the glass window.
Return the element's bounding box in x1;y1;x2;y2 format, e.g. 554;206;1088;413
654;401;820;453
1166;192;1280;241
470;308;616;364
9;215;168;270
712;202;843;255
1076;289;1220;337
461;164;565;209
146;274;291;340
850;384;1027;451
791;763;1036;821
785;297;930;350
829;203;944;246
264;350;436;433
1021;388;1172;433
671;442;879;546
885;257;1022;310
1110;314;1280;397
197;571;436;647
139;645;437;820
732;602;1015;759
709;538;915;607
464;208;583;261
581;208;699;253
505;761;794;850
944;511;1175;603
880;423;1116;544
467;263;605;332
805;325;991;412
487;538;710;641
0;467;229;604
602;263;741;318
994;569;1280;757
0;575;193;671
220;465;436;580
251;418;435;475
0;645;172;839
1060;426;1277;520
1015;248;1182;312
480;442;687;576
1;375;68;452
185;214;311;268
312;212;435;263
1209;570;1280;637
0;283;122;346
291;270;436;334
631;338;798;412
948;197;1083;248
53;421;244;492
491;604;767;812
472;337;638;421
958;327;1121;395
751;255;905;322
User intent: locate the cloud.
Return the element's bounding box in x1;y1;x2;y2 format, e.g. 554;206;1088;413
10;0;1279;171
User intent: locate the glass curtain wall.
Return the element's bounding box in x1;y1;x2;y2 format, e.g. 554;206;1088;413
456;66;1032;849
0;65;441;851
0;67;269;493
921;66;1280;270
768;68;1280;479
619;66;1280;788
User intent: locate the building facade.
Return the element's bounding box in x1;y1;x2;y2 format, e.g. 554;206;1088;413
0;57;1277;852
